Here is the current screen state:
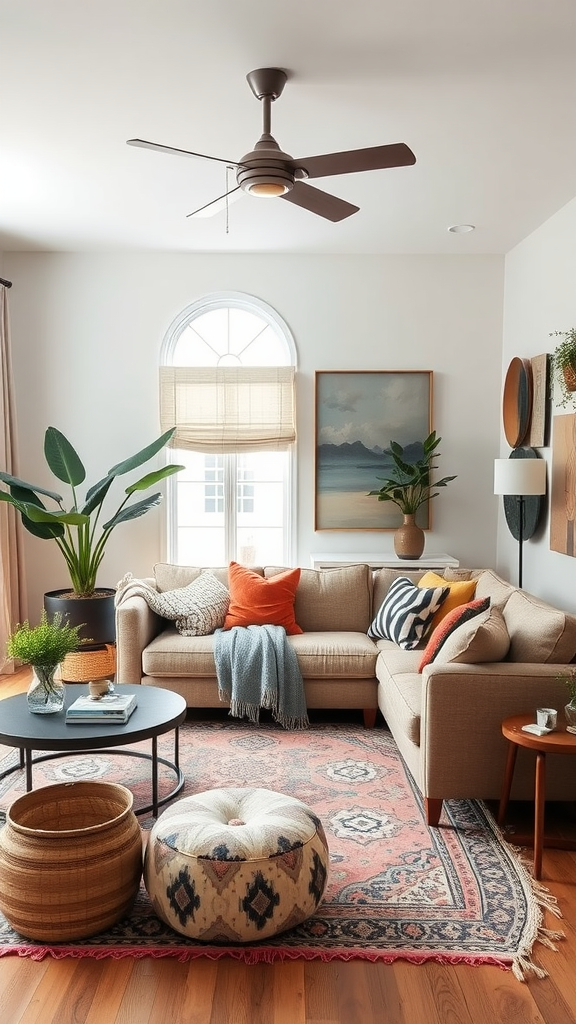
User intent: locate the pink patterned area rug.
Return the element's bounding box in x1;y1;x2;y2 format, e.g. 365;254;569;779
0;719;562;978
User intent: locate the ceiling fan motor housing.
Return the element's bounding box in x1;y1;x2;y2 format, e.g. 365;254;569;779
236;136;296;197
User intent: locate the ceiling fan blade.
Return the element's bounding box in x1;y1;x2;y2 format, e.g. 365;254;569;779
127;138;242;169
295;143;416;180
280;181;359;222
186;187;243;218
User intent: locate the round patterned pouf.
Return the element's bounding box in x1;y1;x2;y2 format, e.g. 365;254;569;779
144;787;329;943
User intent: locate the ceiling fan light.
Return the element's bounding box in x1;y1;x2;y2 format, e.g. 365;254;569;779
247;181;288;197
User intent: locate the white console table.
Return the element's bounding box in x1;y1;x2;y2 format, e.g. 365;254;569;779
310;553;460;570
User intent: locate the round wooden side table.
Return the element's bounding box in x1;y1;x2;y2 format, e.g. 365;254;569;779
498;712;576;879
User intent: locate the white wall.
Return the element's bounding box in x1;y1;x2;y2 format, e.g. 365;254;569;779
3;252;504;618
500;196;576;610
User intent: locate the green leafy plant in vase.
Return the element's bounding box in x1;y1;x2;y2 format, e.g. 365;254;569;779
6;611;84;713
367;431;457;559
550;329;576;409
557;667;576;734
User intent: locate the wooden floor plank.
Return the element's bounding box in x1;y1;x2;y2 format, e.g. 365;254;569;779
304;961;341;1024
82;957;134;1024
272;961;306;1024
0;958;48;1024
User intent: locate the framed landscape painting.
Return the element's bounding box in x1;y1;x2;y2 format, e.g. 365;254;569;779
315;370;432;531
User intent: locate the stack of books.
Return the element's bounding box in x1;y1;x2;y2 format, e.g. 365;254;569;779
65;692;137;724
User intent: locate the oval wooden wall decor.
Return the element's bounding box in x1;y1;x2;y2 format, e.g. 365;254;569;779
502;357;533;448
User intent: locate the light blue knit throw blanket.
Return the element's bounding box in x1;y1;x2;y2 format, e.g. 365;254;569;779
213;624;309;730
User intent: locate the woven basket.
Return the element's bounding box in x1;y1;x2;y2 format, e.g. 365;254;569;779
60;643;116;683
0;781;142;941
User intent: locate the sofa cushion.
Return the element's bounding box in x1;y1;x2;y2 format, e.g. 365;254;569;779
372;568;427;620
417;571;477;629
470;569;515;608
265;563;372;633
223;562;303;635
443;567;474;582
143;629;218;677
142;628;377;680
375;649;423;746
368;576;449;650
420;603;510;670
502;589;576;663
154;564;248;592
289;631;378;678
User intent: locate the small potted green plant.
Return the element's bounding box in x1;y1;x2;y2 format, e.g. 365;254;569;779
6;611;84;714
550;329;576;408
367;431;456;558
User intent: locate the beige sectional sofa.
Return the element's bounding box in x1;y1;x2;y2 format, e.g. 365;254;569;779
115;561;576;826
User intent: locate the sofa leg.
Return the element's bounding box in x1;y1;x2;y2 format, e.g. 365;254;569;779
362;708;377;728
424;798;443;827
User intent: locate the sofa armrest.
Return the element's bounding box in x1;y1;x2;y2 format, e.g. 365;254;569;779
420;661;573;799
115;594;164;684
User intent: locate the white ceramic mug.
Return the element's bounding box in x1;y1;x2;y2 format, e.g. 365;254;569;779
536;707;557;730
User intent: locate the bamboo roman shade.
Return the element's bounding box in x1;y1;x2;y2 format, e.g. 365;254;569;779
160;365;296;453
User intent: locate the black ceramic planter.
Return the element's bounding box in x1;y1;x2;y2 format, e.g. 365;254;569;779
43;589;116;646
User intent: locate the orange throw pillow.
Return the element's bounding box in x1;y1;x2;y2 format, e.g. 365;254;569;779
223;562;303;635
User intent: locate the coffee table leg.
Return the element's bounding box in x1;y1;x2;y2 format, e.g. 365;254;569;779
152;735;158;818
534;751;546;880
174;726;180;771
498;741;518;825
25;749;33;791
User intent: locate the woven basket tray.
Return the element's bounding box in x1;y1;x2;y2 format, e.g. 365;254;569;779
60;643;116;683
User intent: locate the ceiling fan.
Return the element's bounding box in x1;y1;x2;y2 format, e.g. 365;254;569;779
127;68;416;223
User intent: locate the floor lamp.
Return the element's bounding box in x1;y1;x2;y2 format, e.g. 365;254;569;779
494;457;547;589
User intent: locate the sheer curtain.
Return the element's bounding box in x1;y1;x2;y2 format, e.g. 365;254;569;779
0;281;27;672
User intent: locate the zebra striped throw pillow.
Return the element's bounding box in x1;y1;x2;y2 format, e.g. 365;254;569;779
368;575;450;650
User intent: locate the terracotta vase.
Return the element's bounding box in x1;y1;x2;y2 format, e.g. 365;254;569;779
394;514;425;560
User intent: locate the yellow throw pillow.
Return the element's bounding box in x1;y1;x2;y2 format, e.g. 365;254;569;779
418;571;477;630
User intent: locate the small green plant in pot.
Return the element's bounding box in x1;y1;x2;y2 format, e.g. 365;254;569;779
6;611;84;713
550;329;576;408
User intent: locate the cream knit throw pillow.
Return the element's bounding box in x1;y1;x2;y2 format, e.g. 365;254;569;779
116;571;230;636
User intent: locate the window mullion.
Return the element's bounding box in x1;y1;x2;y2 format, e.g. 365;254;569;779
224;454;237;562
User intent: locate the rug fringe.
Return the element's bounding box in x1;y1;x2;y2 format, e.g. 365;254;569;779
498;836;565;982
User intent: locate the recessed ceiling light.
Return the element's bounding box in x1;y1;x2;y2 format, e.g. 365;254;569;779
448;224;475;233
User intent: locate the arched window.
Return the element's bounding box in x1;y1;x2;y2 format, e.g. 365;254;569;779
160;292;296;566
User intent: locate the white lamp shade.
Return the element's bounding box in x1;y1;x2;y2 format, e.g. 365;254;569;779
494;457;547;496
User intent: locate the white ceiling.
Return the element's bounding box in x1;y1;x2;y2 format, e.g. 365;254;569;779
2;0;576;255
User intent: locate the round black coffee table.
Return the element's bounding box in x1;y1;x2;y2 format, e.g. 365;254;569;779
0;685;187;817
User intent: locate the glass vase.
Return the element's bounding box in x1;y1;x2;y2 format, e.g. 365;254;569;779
27;665;65;714
564;702;576;735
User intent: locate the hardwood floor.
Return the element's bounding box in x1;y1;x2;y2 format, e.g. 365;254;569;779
1;670;576;1024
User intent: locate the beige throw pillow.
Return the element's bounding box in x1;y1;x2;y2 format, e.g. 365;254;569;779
433;605;510;665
